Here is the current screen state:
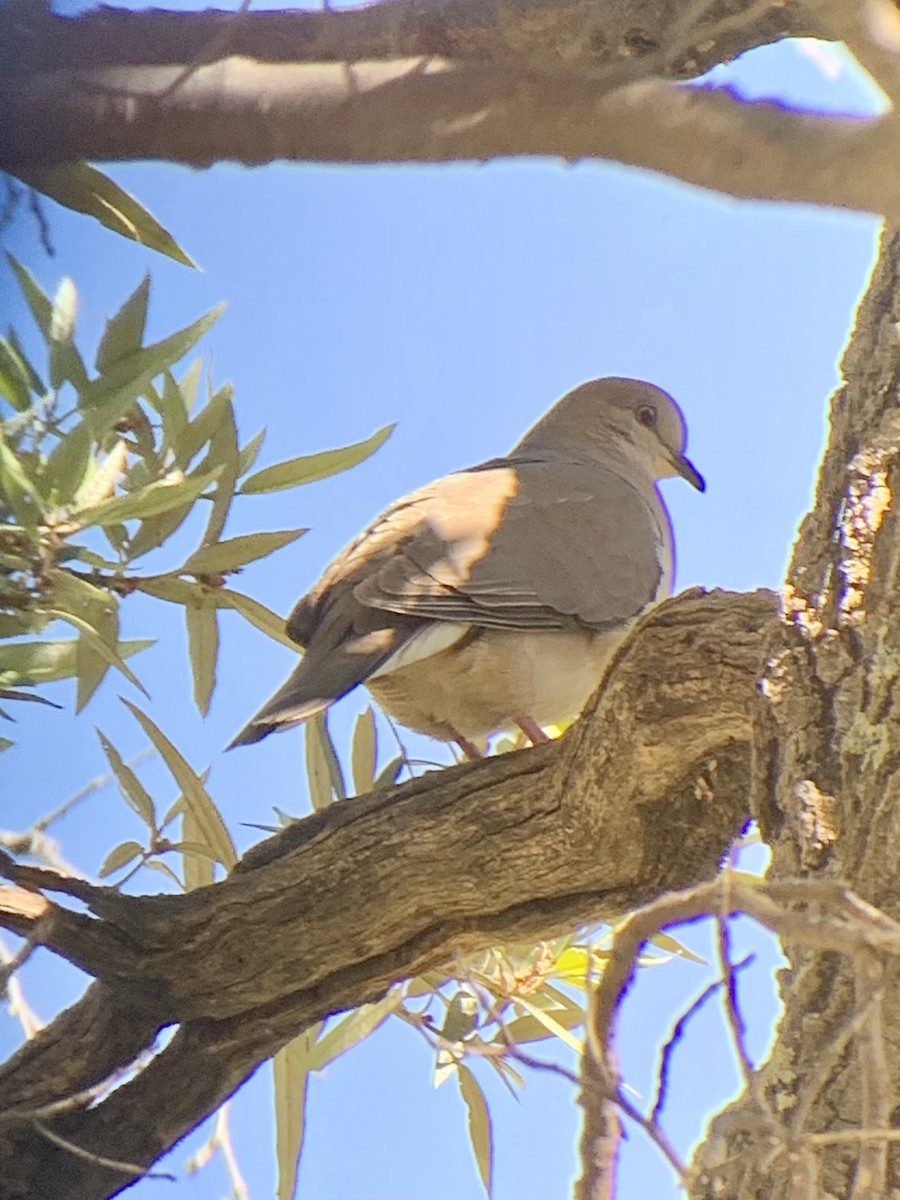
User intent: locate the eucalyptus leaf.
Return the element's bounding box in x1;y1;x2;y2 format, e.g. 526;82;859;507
6;254;51;339
185;599;219;717
96;275;150;371
123;699;236;870
0;638;153;685
351;706;377;796
457;1065;494;1199
0;337;35;411
237;427;265;478
98;840;144;879
73;468;221;529
272;1027;320;1200
96;728;156;828
181;528;307;576
15;164;197;268
80;304;224;433
240;424;394;494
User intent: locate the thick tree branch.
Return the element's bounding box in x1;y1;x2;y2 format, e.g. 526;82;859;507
5;3;897;219
0;586;774;1199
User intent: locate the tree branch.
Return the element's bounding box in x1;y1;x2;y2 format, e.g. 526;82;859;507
7;3;896;219
0;586;774;1199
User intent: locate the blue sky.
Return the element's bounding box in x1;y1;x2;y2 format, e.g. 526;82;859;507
0;21;885;1200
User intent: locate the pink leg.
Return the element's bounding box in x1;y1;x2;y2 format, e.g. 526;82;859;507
455;734;483;760
516;715;549;745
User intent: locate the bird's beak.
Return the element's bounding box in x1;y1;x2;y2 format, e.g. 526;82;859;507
672;452;705;492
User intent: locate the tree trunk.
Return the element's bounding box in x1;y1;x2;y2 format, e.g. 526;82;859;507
692;229;900;1198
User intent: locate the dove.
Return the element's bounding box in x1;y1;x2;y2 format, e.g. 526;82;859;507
229;377;703;755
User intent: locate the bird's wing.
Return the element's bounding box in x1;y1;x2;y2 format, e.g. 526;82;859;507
352;457;670;631
228;458;668;747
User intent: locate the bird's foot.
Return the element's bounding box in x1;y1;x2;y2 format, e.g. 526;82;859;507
516;715;549;745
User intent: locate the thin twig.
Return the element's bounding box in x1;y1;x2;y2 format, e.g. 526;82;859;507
33;1121;175;1182
651;952;754;1126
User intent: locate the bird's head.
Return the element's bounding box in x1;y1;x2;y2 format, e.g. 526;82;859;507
516;376;705;492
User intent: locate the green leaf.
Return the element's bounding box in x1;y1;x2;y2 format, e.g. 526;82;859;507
122;700;236;870
647;930;707;964
457;1065;494;1199
96;275;150;371
185;598;218;717
494;1007;585;1047
181;529;307;576
96;728;156;828
273;1026;320;1200
351;705;377;796
0;737;13;753
375;755;404;789
305;716;334;813
442;992;479;1043
181;805;216;890
237;428;265;478
0;425;44;527
509;995;583;1054
98;840;144;879
44;422;92;506
171;385;230;471
0;337;36;411
6;254;52;339
240;424;394;495
307;988;403;1071
15;164;197;268
0;638;153;685
73;468;221;529
80;305;224;434
316;713;345;800
44;607;147;704
199;391;240;546
6;328;45;397
47;277;89;393
211;589;297;649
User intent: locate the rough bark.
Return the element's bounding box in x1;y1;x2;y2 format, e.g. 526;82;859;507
0;587;773;1199
690;230;900;1199
7;1;900;220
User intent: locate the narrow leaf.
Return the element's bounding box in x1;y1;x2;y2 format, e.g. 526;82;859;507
200;393;240;545
273;1026;320;1200
6;254;52;338
122;700;236;870
457;1065;494;1198
98;840;143;878
240;424;394;495
96;728;156;828
0;337;35;411
351;706;377;796
212;589;297;649
96;275;151;371
237;427;265;477
185;600;219;717
305;718;333;812
44;422;92;506
181;804;215;890
308;988;403;1071
16;164;197;267
73;468;220;529
42;607;146;702
182;529;307;576
0;638;153;685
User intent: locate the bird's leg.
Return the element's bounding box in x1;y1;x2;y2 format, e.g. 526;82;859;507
455;734;483;760
516;715;549;745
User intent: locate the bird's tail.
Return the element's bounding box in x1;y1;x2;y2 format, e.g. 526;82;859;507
226;668;332;749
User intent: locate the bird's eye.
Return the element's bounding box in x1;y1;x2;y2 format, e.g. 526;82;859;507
637;405;657;428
